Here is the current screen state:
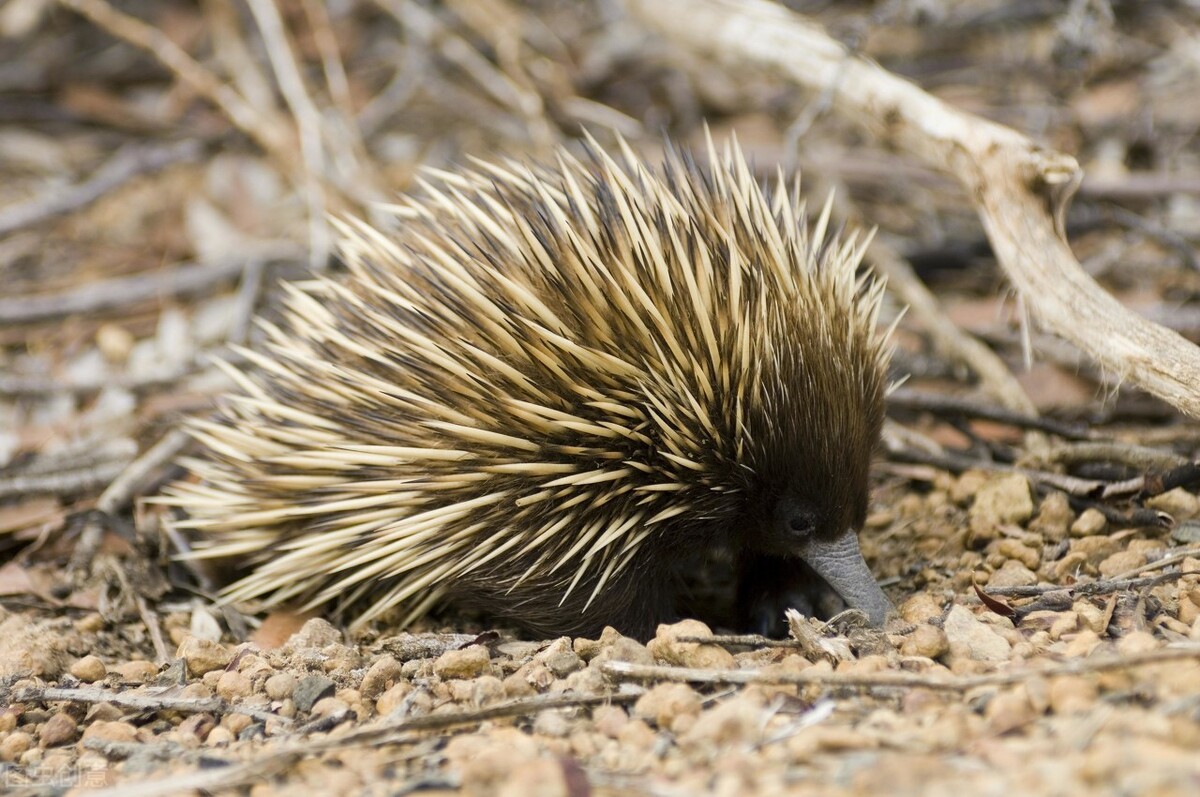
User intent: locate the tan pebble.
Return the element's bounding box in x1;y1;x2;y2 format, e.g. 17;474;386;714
951;470;989;505
222;713;254;735
181;682;212;700
1049;613;1079;640
588;627;654;667
1116;630;1159;655
264;672;297;701
900;624;949;659
1030;491;1073;542
1145;487;1200;520
592;705;628;738
176;637;234;677
984;688;1037;734
572;636;602;661
359;657;403;699
898;593;944;624
216;670;252;700
987;559;1037;588
374;676;417;715
311;697;350;717
632;682;702;728
0;711;15;734
994;539;1041;570
38;713;77;748
494;756;568;797
532;709;571;738
501;671;536;699
1098;550;1145;578
1054;551;1090;580
112;660;158;683
0;731;32;762
1072;536;1118;564
82;720;138;744
433;645;492;680
943;605;1011;662
1127;539;1166;557
568;729;598;758
518;662;554;691
1179;592;1200;626
896;493;923;518
1048;676;1098;714
206;726;235;746
561;667;606;694
1073;601;1107;634
70;655;107;683
19;747;42;767
533;638;583;678
471;675;505;707
812;726;877;751
680;694;767;748
453;730;540;794
282;618;343;650
1061;629;1102;657
648;618;735;669
865;509;895;528
969;473;1033;531
616;717;657;748
74;613;105;634
96;324;134;363
1070;508;1108;538
179;713;216;740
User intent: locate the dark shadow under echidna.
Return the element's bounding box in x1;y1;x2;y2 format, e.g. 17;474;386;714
162;134;894;639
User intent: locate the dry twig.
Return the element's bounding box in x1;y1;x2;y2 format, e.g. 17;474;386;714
603;645;1200;692
624;0;1200;419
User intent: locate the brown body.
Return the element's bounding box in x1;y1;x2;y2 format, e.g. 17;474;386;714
163;135;892;638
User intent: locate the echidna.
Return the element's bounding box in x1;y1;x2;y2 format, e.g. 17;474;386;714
162;133;894;638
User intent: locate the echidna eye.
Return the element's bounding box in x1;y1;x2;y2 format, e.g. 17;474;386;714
789;514;816;534
775;494;818;542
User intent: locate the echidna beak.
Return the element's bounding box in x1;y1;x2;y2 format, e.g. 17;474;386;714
798;530;891;627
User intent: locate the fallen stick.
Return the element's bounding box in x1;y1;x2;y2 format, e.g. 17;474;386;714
624;0;1200;419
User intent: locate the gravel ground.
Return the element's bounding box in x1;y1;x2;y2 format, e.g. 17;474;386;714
3;470;1199;796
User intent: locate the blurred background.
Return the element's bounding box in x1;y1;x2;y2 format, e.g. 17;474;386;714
2;0;1200;600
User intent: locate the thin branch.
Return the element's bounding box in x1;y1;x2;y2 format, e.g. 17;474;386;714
0;140;200;236
602;646;1200;692
13;685;291;726
0;248;301;324
624;0;1200;419
58;0;295;163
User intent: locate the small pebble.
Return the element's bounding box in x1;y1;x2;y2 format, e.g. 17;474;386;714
433;645;492;680
359;657;403;699
943;605;1011;662
217;671;253;700
1146;487;1200;520
293;675;337;712
177;637;234;677
647;619;735;669
633;682;702;729
900;624;949;659
1098;550;1144;578
969;473;1033;531
38;712;78;748
264;672;297;701
1070;508;1107;538
81;720;138;744
0;731;33;762
70;655;107;683
112;660;159;683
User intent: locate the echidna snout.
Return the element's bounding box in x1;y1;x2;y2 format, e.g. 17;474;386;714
162;133;893;638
